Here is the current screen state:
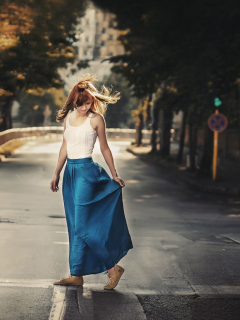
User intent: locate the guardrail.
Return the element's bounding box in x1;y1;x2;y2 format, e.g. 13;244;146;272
0;126;152;149
0;127;63;146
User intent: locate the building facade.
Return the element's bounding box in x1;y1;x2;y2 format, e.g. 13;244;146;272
59;1;125;91
73;2;124;62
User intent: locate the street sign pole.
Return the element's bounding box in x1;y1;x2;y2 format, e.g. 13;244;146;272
212;110;219;181
208;99;227;181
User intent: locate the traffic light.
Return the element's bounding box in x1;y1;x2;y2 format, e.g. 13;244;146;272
214;97;222;107
212;74;225;108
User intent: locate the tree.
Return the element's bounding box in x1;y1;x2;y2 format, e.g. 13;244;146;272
17;87;67;126
0;0;89;131
93;0;240;168
101;73;137;128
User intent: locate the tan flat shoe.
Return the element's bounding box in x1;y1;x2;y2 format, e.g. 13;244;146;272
53;275;83;286
104;265;124;290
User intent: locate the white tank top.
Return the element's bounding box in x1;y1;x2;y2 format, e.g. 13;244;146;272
63;110;98;159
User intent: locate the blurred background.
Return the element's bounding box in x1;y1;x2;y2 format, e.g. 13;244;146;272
1;2;240;319
0;0;138;130
1;0;240;175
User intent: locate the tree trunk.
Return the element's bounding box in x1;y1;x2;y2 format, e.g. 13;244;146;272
199;126;213;172
189;124;197;171
146;93;152;127
177;109;187;164
0;96;14;132
238;82;240;128
150;102;160;152
159;108;173;157
135;112;143;146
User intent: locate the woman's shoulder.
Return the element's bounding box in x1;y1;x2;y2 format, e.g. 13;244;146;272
66;109;73;117
90;111;104;119
90;112;105;129
64;110;73;126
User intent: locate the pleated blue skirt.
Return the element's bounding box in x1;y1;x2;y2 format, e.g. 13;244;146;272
62;157;133;276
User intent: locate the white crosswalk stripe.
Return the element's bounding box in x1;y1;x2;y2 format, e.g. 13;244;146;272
1;279;240;320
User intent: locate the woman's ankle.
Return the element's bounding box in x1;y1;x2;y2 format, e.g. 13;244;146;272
107;264;117;275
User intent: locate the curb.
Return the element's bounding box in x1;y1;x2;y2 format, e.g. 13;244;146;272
126;147;240;196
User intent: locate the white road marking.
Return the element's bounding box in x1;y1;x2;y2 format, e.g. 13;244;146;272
66;286;144;320
0;279;239;295
222;234;240;244
49;286;66;320
54;242;69;245
0;279;53;288
73;286;94;320
193;285;240;295
161;245;179;249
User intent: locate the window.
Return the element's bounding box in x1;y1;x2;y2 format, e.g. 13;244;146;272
102;27;106;34
96;22;99;33
101;41;105;46
109;34;113;40
72;46;79;55
109;19;114;28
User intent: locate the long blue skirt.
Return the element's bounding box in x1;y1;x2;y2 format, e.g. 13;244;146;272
62;157;133;276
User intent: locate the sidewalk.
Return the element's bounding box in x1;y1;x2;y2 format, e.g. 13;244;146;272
126;142;240;196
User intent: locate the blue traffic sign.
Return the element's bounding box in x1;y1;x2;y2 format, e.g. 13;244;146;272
208;113;228;132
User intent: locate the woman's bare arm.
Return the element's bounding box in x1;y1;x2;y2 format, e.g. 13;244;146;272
54;138;67;176
50;117;68;192
95;114;125;187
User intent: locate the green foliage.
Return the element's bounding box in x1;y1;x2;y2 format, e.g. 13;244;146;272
0;0;89;130
93;0;240;127
0;0;89;94
17;88;67;126
101;73;137;128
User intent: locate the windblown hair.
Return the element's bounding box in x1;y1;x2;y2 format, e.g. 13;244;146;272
56;74;120;122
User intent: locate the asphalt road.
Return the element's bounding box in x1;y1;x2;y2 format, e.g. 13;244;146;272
0;137;240;320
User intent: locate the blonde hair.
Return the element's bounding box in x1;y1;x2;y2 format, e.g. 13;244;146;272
56;74;120;122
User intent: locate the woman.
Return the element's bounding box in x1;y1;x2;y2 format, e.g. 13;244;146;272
50;74;133;290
